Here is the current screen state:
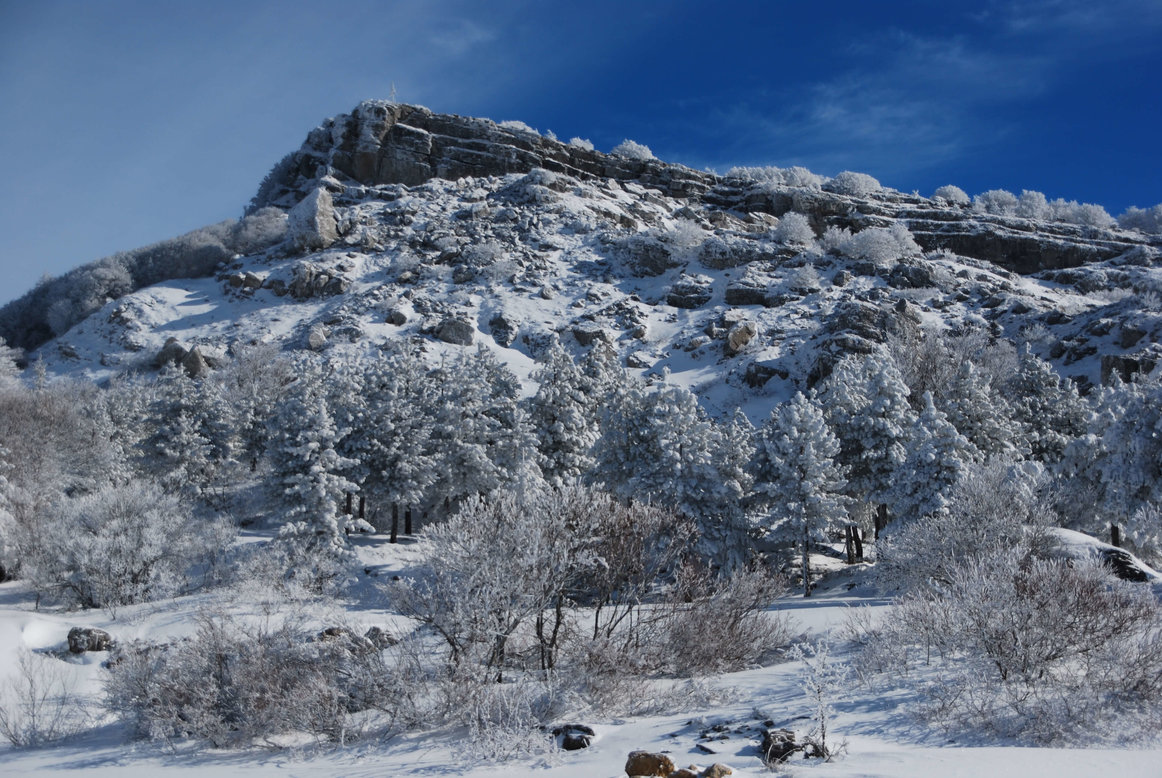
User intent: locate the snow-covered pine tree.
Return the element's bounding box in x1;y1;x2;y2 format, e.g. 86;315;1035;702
751;392;848;595
1008;345;1088;464
268;363;357;546
144;364;236;498
0;337;22;392
818;354;915;534
939;360;1023;461
527;341;600;486
594;380;748;563
889;392;973;523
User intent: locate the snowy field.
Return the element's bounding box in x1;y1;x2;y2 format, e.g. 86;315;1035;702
2;535;1159;778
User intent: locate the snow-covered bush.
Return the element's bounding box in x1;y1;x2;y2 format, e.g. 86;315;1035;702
497;119;538;135
1118;203;1162;234
567;137;595;151
1050;198;1115;228
727;165;824;189
824;171;881;197
0;650;93;747
611;139;656;160
868;552;1162;744
932;185;970;205
840;223;921;265
106;612;386;747
17;480;233;612
773;212;816;246
973;189;1018;216
1016;189;1052;220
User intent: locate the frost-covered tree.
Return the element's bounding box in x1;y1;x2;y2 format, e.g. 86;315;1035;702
825;171;881;196
427;346;539;511
1016;189;1052;221
1118;203;1162;234
974;189;1019;216
611;139;655;160
939;360;1023;460
526;342;600;486
594;381;749;563
932;185;970;205
1007;346;1088;464
144;364;236;498
818;354;916;534
0;338;22;391
268;367;357;545
889;392;973;523
751;392;848;595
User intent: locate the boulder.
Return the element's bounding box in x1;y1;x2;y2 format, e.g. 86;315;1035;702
701;765;733;778
155;337;187;368
364;626;398;649
760;728;798;764
667;276;714;309
68;627;113;654
288;187;339;251
573;324;608;347
489;313;517;347
552;723;595;751
725;321;758;355
307;326;328;351
436;318;474;346
625;751;676;777
181;346;209;378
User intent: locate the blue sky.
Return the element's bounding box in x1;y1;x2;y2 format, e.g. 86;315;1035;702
1;0;1160;303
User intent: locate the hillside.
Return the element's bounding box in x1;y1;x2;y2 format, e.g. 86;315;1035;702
3;100;1160;405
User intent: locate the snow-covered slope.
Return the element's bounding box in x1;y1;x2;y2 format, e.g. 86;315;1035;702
7;101;1159;418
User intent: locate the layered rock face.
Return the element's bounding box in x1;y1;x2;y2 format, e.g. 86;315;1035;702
255;100;1155;276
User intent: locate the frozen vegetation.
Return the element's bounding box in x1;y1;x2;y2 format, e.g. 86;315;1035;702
1;101;1161;776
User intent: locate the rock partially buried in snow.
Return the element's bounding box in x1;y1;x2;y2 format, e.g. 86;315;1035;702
725;321;758;355
625;750;675;776
552;723;595;750
68;626;113;654
436;317;474;346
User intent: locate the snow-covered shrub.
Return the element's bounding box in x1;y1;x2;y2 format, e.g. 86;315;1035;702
973;189;1018;216
17;480;233;613
878;457;1050;593
932;185;970;205
1050;198;1115;228
567;137;594;151
727;166;824;189
840;223;921;265
1118;203;1162;234
0;650;93;747
665;218;708;262
660;563;790;675
498;119;538;135
1016;189;1052;221
106;612;386;747
786;263;822;294
611;139;656;160
869;553;1162;744
231;206;288;253
773;212;816;246
819;226;853;255
824;171;881;197
789;640;848;759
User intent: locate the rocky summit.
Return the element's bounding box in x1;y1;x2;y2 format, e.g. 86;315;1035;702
5;99;1161;407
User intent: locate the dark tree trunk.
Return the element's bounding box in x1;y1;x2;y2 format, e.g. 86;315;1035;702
344;493;353;515
844;526;856;564
853;526;864;560
1111;523;1122;548
359;495;366;519
874;503;888;540
390;503;399;544
405;506;414;535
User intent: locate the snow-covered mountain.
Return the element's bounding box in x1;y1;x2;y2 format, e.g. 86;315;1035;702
4;100;1161;412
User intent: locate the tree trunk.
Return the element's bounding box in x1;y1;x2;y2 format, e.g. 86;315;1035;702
853;526;864;561
802;535;812;597
344;492;353;515
405;506;414;535
844;526;855;564
390;503;399;544
359;495;365;519
1111;523;1122;548
874;503;888;540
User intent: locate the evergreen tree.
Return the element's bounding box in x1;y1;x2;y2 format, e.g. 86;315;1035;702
1008;346;1088;464
268;374;357;545
889;392;973;522
144;364;236;498
594;380;748;562
527;342;600;486
751;392;848;595
818;354;915;532
939;360;1023;461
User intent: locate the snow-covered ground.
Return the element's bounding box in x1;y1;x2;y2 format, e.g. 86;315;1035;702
2;535;1159;778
